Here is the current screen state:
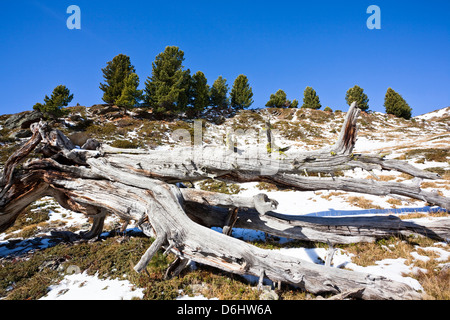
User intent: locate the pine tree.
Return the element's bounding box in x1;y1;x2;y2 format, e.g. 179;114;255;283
301;86;321;110
384;88;412;120
265;89;296;108
100;54;136;105
33;85;73;119
188;71;210;117
266;89;286;108
209;76;229;110
144;46;190;115
115;73;143;115
345;85;369;111
230;74;254;110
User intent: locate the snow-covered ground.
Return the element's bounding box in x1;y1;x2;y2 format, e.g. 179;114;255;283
40;271;145;300
414;106;450;121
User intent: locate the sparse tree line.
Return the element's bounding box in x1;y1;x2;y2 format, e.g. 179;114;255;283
98;47;254;118
265;85;412;120
32;46;413;120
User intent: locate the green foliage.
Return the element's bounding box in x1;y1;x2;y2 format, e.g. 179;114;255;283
384;88;412;120
144;46;191;115
188;71;210;117
110;139;140;149
230;74;254;110
100;54;136;104
324;106;333;112
209;76;229;110
301;86;321;110
265;89;297;108
197;180;242;195
115;73;143;114
33;85;73;119
405;148;449;163
266;89;286;108
345;85;369;111
86;122;117;136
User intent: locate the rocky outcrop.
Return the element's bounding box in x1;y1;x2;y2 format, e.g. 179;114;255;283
4;110;43;130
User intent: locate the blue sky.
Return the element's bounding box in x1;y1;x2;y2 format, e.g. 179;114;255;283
0;0;448;116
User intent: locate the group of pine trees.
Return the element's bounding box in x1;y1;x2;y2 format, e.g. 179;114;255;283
265;85;412;119
32;46;412;120
98;46;253;118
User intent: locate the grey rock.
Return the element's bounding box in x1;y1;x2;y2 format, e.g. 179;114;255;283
9;129;32;139
4;110;43;130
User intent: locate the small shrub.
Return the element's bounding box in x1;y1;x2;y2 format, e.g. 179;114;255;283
255;182;279;192
424;167;449;177
86;122;117;136
197;180;242;195
405;148;449;163
110;139;140;149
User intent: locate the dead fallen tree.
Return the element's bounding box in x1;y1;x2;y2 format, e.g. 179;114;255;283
1;102;448;299
182;189;450;244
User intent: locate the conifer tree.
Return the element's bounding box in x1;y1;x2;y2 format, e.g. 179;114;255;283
265;89;297;108
33;85;73;119
345;85;369;111
188;71;210;117
230;74;254;110
100;54;136;105
115;73;143;115
144;46;190;115
266;89;286;108
301;86;322;110
384;88;412;120
209;76;229;110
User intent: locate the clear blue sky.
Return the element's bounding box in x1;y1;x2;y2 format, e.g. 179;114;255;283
0;0;449;116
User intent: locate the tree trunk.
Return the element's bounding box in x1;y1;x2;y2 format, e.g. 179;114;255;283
1;103;447;299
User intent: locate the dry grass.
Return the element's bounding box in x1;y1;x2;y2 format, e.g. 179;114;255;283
416;267;450;300
320;192;345;201
421;181;440;189
345;196;382;209
343;238;416;267
342;235;450;300
365;174;398;182
397;211;448;220
405;148;449;163
256;182;279;192
398;173;415;180
386;198;403;208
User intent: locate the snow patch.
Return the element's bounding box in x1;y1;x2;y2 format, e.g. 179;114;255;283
40;271;145;300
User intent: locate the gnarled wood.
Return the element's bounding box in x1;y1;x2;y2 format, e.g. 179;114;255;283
1;103;447;299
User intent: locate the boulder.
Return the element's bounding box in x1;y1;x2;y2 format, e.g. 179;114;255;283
4;110;43;130
9;129;32;139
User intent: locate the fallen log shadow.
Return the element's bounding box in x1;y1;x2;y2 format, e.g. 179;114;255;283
304;206;448;217
185;202;449;244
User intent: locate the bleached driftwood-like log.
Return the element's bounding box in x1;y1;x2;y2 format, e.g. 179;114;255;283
1;102;447;299
184;201;450;244
0;164;421;299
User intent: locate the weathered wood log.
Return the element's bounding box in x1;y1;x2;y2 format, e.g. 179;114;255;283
0;167;421;299
1;103;448;299
184;201;450;244
94;103;441;183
